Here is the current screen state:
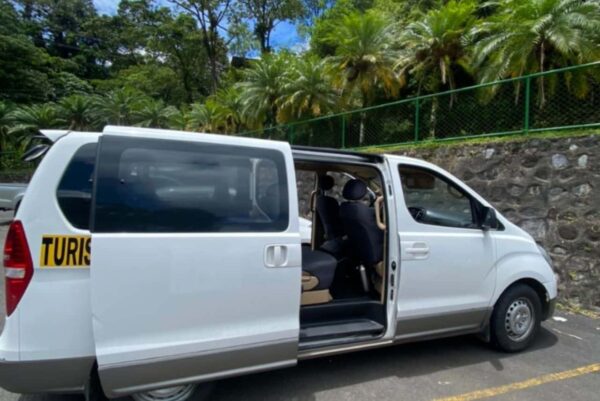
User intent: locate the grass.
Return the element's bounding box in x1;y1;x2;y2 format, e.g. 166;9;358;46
355;128;600;154
557;301;600;320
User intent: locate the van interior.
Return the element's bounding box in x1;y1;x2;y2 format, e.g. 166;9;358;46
293;153;388;349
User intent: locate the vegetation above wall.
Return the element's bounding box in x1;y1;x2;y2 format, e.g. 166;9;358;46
1;0;599;168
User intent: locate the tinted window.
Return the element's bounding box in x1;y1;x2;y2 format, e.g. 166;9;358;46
399;166;476;228
57;143;97;229
93;136;289;233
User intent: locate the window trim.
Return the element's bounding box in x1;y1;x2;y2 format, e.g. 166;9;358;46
90;135;291;234
398;164;485;230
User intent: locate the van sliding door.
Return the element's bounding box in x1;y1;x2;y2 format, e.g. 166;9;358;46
90;127;302;397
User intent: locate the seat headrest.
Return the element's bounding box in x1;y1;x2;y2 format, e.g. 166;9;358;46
318;175;334;191
343;179;367;201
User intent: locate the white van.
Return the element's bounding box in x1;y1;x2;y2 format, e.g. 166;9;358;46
0;126;557;401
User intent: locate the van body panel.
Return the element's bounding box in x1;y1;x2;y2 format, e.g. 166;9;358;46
386;156;497;328
89;128;302;396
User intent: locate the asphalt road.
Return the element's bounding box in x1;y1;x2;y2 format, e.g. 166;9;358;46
0;211;598;401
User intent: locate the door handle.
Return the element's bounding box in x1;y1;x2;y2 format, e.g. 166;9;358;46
406;245;429;254
402;241;430;260
264;245;289;268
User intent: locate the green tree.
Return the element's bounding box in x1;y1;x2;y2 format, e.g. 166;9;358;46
57;94;93;130
0;0;55;103
207;87;246;133
134;100;177;128
92;90;144;126
326;11;401;144
8;103;63;144
237;0;306;53
0;102;14;152
395;0;478;137
473;0;600;105
277;57;339;122
396;0;477;96
186;102;217;132
150;13;214;103
15;0;100;78
238;54;289;129
168;0;231;93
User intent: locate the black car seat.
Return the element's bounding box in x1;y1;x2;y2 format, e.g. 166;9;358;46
339;179;384;293
315;175;344;240
301;246;337;305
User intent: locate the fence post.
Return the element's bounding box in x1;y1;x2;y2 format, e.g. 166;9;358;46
524;76;531;134
341;114;346;149
414;98;420;142
288;125;295;144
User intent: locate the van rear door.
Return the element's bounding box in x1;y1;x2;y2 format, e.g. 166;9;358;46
90;127;302;397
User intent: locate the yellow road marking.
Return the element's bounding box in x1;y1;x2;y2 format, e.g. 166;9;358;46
433;363;600;401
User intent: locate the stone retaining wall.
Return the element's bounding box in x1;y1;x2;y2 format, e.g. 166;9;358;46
297;134;599;308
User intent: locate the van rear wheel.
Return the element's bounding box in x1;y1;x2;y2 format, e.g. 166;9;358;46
490;283;542;352
132;384;211;401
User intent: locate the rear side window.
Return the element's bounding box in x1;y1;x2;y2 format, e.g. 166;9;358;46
92;136;289;233
57;143;97;230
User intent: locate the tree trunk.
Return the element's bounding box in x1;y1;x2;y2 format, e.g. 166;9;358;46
428;96;438;139
539;41;546;108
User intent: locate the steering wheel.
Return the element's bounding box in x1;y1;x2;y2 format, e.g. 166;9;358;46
408;206;426;221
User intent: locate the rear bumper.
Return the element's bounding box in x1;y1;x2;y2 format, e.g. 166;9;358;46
0;356;94;394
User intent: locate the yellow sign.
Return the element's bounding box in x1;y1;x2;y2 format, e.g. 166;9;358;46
40;235;91;268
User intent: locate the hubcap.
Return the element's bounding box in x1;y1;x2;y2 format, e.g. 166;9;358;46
132;385;196;401
505;297;534;342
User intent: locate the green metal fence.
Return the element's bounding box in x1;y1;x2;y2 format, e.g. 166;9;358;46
240;62;600;149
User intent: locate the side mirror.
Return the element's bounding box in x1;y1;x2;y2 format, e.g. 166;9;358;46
480;207;499;231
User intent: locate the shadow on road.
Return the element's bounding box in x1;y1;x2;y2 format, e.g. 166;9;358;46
17;328;558;401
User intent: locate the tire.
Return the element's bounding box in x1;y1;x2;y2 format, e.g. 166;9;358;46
131;383;213;401
490;283;542;352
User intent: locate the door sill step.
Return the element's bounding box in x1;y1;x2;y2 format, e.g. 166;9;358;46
300;319;384;343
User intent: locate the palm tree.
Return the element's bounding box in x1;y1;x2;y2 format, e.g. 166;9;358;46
92;90;142;126
8;104;63;144
134;100;177;128
473;0;600;106
186;102;217;132
0;102;13;152
326;11;402;144
238;54;289;132
57;95;94;130
277;57;339;123
395;0;478;137
207;87;246;133
167;108;191;131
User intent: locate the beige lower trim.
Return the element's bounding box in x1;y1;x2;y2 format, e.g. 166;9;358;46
374;261;384;277
302;272;319;291
301;289;332;306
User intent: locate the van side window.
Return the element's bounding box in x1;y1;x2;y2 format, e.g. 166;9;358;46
93;136;289;233
57;143;97;230
398;166;476;229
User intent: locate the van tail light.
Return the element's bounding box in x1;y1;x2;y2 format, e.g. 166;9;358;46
3;220;33;317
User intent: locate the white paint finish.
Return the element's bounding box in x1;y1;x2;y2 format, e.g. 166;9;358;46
387;157;497;319
91;234;301;366
1;132;100;362
90;129;302;392
386;154;556;321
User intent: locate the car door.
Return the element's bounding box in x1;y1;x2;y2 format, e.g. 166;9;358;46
90;127;302;397
388;159;497;338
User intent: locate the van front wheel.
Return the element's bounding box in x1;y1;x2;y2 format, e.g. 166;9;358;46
132;384;211;401
490;284;542;352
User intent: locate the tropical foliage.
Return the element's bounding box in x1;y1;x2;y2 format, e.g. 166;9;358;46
1;0;599;165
